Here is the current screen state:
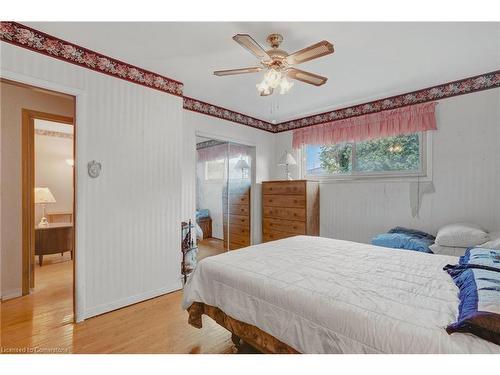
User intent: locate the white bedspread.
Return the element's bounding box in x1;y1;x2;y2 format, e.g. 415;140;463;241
182;236;500;353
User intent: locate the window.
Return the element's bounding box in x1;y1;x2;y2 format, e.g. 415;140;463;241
205;159;225;180
304;133;427;179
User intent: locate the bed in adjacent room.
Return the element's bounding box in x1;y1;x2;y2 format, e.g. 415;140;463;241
183;235;500;354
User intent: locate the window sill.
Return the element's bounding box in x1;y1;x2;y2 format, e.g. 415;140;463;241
304;173;432;184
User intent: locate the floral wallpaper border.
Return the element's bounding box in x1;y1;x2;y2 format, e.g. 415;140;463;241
183;96;275;133
196;139;226;150
0;21;183;97
35;129;73;139
1;22;498;133
274;70;500;132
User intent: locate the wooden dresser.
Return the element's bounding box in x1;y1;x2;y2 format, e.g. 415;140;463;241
223;181;251;250
35;223;74;266
197;217;212;238
262;180;319;242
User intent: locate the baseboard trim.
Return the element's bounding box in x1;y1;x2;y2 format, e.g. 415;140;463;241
1;288;22;301
82;282;183;320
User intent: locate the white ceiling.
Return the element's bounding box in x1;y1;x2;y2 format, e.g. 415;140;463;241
27;22;500;123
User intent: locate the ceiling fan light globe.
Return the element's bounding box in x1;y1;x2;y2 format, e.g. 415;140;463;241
279;77;294;94
264;69;282;89
256;80;270;95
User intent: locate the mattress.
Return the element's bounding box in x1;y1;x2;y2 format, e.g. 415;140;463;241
182;235;500;353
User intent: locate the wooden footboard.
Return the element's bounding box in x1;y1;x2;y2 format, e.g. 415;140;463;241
187;302;299;354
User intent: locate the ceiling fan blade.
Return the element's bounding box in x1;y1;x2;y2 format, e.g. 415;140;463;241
285;41;334;65
233;34;271;61
287;68;328;86
214;67;263;76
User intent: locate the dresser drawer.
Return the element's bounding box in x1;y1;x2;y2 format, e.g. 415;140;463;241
263;230;297;242
225;204;249;215
263;181;305;195
223;214;250;228
263;206;305;221
223;192;249;205
223;232;250;246
223;224;250;237
263;218;305;235
262;195;305;208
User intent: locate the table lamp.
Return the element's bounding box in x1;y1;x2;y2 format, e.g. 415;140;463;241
278;151;297;180
35;187;56;227
234;157;250;179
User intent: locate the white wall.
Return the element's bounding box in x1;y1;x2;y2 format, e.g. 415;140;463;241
182;111;274;245
34;130;74;224
1;43;183;320
273;88;500;243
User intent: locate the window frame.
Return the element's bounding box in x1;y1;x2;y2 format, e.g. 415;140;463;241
301;132;432;183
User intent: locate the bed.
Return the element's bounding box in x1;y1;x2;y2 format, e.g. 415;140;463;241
183;235;500;354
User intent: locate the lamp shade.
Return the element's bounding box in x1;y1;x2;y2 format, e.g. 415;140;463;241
234;158;250;170
35;187;56;204
278;151;297;166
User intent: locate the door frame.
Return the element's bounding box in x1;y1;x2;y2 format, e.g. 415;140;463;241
1;70;86;322
21;109;74;295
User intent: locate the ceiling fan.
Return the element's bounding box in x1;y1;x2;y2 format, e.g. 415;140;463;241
214;33;334;96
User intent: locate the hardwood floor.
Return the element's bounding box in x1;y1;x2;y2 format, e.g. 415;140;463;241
197;238;226;261
1;253;240;354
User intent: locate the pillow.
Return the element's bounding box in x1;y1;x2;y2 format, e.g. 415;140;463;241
445;267;500;345
435;223;489;248
480;231;500;250
388;226;435;240
458;248;500;272
372;233;433;253
429;244;467;257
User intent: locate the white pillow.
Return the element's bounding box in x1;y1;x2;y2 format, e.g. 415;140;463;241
479;231;500;250
435;223;489;248
429;244;467;257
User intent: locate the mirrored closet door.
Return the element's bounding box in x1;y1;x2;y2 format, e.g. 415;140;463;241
196;137;254;259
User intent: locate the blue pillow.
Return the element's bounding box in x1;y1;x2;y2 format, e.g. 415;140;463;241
445;267;500;345
372;233;434;253
388;226;435;240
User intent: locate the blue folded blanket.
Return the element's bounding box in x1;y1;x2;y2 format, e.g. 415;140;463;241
372;227;435;253
196;209;210;220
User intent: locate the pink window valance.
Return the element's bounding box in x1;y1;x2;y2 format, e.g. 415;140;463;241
292;102;437;149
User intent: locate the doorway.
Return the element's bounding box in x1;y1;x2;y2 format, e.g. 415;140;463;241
0;79;76;323
195;136;255;260
24;110;75;294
